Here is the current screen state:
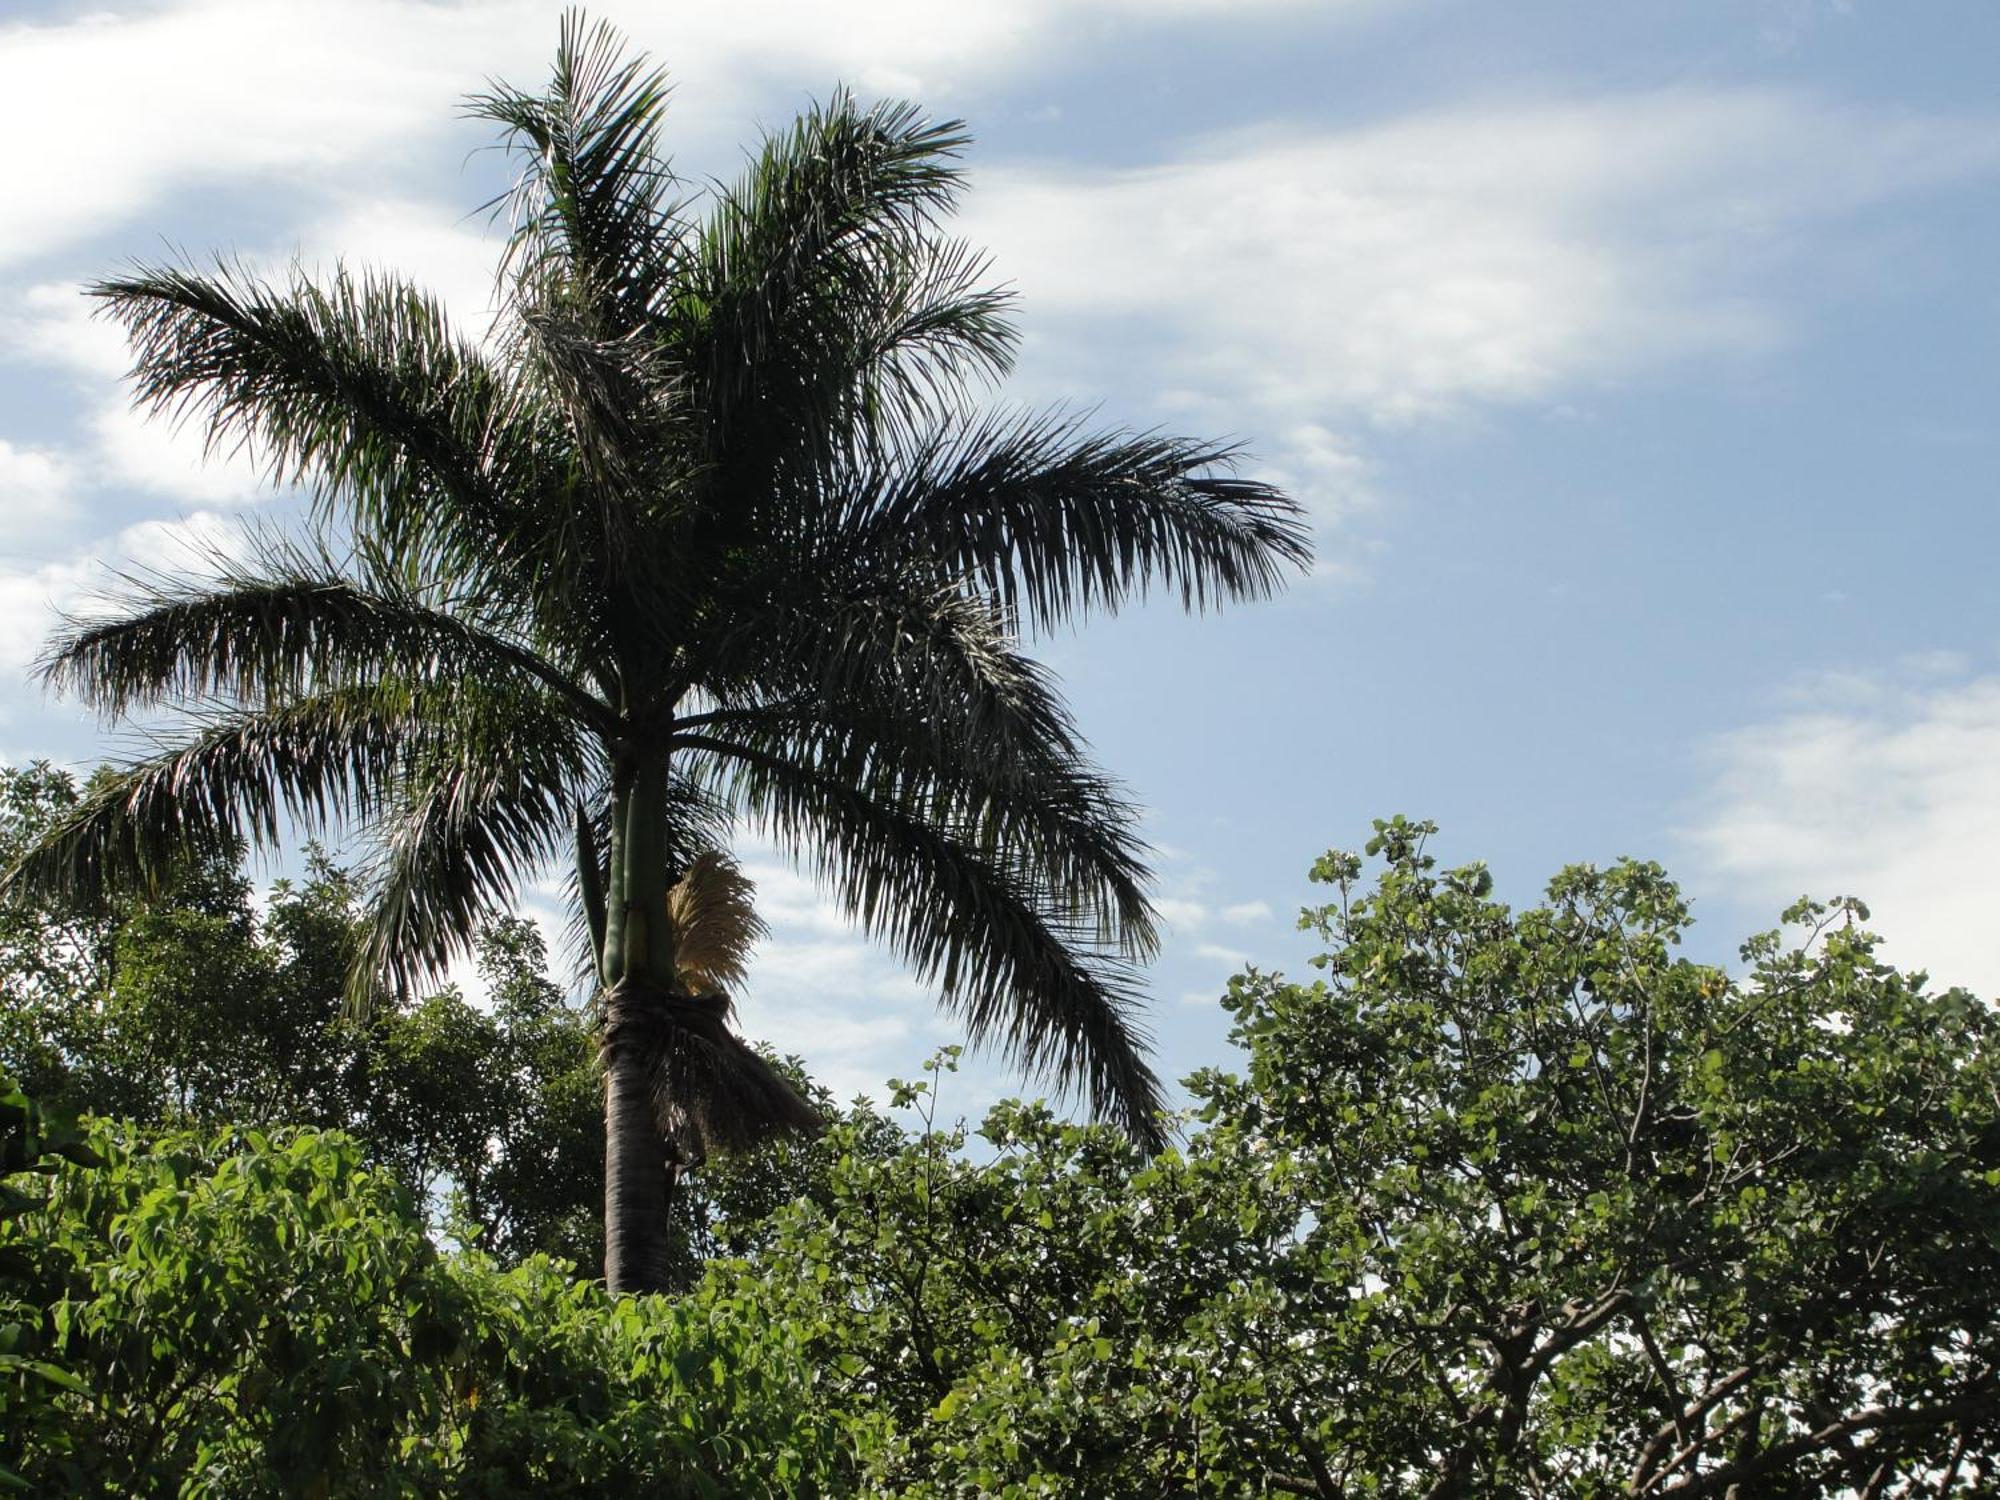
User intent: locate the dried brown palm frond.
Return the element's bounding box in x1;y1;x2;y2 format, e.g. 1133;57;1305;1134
663;848;766;996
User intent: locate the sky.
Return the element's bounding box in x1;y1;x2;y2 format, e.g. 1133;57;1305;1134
1;0;1995;1117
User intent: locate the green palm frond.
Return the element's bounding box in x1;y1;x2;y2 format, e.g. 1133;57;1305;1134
842;233;1018;440
685;91;989;462
847;409;1311;627
2;687;428;909
695;569;1072;748
685;715;1156;963
89;262;537;580
470;9;685;324
681;578;1158;956
680;734;1167;1149
43;535;612;732
357;709;591;1011
505;285;693;644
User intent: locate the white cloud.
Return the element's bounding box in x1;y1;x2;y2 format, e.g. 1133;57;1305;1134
0;509;244;675
1681;663;2000;998
1194;941;1252;968
0;2;481;273
1254;423;1376;537
4;280;268;507
0;0;1362;274
0;440;79;536
4;216;490;511
964;91;2000;432
86;403;270;508
10;8;1990;460
1;283;129;380
1154;896;1208;931
734;930;935;1105
1220;900;1274;925
738;856;883;941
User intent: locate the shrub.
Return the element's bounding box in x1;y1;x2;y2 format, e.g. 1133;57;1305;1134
0;1090;868;1497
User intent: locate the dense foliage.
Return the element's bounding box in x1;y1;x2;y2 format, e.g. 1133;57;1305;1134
1;761;608;1267
736;820;2000;1495
3;760;882;1297
4;818;1995;1495
0;1088;855;1496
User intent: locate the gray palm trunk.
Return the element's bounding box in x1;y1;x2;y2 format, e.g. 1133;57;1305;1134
600;746;676;1292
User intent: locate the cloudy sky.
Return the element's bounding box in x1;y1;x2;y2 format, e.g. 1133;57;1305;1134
2;0;1994;1113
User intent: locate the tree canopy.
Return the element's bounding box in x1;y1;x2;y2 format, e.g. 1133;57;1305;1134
6;819;1994;1495
0;760;607;1265
2;760;869;1285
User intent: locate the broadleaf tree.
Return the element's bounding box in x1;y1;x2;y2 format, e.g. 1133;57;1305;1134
725;821;2000;1495
0;15;1308;1291
0;761;609;1269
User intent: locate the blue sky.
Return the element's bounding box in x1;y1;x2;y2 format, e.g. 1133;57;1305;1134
2;0;1995;1114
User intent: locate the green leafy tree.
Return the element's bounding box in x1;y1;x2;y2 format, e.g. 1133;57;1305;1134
1;763;610;1269
0;1109;867;1496
0;761;329;1124
0;764;123;1108
3;15;1308;1292
728;823;2000;1496
5;763;879;1283
7;826;1995;1493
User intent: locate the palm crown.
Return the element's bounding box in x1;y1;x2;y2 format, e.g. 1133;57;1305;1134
7;16;1309;1290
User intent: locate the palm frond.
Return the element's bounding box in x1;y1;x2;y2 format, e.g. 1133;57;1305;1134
677;734;1168;1149
698;226;1019;489
684;576;1157;956
603;979;822;1160
502;283;696;657
664;849;765;996
710;713;1155;959
697;569;1074;750
684;90;983;461
470;9;685;326
42;534;613;733
2;688;426;910
845;409;1313;628
848;234;1018;438
355;690;596;1010
84;258;611;671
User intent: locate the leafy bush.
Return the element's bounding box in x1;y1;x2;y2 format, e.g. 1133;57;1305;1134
0;1095;867;1497
0;761;846;1287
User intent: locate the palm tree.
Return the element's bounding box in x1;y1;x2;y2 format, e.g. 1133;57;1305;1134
5;16;1308;1292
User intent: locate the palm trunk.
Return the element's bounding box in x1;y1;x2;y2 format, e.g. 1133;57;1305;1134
603;1018;674;1293
600;746;676;1295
